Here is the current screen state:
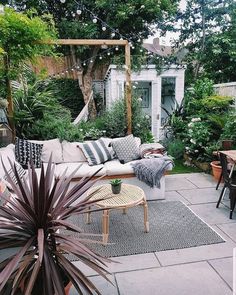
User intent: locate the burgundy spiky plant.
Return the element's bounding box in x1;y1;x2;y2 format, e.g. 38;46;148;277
0;157;111;295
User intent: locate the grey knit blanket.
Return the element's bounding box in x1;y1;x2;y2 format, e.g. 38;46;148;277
131;157;173;188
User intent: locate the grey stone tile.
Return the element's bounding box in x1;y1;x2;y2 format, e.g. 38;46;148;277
115;261;232;295
160;190;190;205
73;253;160;276
156;226;235;266
185;173;220;188
208;257;233;290
165;175;197;191
178;188;221;205
69;275;118;295
189;202;236;225
217;223;236;243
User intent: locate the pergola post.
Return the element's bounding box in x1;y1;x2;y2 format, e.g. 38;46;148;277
125;43;132;135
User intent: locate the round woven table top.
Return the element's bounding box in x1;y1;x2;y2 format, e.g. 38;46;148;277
87;184;146;208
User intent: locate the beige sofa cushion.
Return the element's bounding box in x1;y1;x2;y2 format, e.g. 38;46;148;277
104;159;138;176
29;139;63;163
55;162;106;179
0;144;16;179
62;141;87;162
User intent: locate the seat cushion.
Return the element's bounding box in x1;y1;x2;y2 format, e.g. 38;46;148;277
104;159;137;176
55;162;106;179
15;138;43;169
112;135;140;164
62;141;87;162
78;137;115;166
28;139;63;163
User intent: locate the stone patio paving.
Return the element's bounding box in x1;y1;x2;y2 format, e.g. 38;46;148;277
70;173;236;295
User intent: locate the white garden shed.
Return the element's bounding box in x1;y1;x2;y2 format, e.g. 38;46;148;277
104;65;185;140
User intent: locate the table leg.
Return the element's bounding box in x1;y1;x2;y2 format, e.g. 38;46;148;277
102;209;109;245
123;207;127;214
86;206;91;224
143;200;149;233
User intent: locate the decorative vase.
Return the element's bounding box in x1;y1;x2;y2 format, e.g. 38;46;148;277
210;161;223;182
111;183;121;194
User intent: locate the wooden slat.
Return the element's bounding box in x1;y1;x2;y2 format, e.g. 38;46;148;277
125;43;132;134
45;39;128;46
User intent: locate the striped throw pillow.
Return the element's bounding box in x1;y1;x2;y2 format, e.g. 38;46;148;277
78;138;114;166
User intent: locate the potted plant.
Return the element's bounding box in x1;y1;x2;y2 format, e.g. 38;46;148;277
0;158;111;294
210;160;222;182
110;179;122;194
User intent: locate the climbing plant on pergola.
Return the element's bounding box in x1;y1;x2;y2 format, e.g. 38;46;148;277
47;38;132;134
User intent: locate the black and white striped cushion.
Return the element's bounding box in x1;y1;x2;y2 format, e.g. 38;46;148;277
78;138;114;166
15;138;43;168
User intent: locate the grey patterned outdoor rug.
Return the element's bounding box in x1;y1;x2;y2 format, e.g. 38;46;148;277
68;201;225;258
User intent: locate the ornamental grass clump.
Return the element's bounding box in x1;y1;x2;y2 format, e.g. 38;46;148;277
0;157;111;295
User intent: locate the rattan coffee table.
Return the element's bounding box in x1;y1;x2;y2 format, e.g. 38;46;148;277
86;184;149;245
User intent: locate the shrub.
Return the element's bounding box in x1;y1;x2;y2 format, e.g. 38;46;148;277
167;139;185;160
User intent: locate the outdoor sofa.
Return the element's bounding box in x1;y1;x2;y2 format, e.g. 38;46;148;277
0;137;172;201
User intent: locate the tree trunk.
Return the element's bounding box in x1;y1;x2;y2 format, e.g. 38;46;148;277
194;0;206;79
3;54;15;142
70;45;97;119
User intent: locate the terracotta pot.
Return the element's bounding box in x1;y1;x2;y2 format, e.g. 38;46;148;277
64;281;72;295
210;161;223;182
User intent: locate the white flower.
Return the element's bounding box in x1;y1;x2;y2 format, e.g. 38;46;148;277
190;139;196;144
136;123;141;127
191;118;201;122
188;122;194;127
145;115;150;119
185;147;190;150
79;129;83;132
138;97;143;102
194;150;199;153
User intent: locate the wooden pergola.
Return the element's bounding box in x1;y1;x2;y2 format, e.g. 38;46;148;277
47;39;132;134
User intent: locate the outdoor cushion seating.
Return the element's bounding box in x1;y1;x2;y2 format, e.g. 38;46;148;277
0;137;173;200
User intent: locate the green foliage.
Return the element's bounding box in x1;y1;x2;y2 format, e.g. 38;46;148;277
165;78;235;163
43;78;85;119
110;179;122;186
221;112;236;143
0;8;56;69
167;139;185;160
80;97;153;143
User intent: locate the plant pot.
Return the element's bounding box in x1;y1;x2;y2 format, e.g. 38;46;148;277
111;183;121;194
221;140;234;150
64;281;72;295
210;161;223;182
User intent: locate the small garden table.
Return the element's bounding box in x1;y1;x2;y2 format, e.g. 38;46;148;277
86;184;149;245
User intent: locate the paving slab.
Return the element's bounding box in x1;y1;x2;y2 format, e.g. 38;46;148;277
178;187;221;205
165;175;197;191
189;202;236;225
73;253;160;276
156;226;235;266
69;275;118;295
185;173;219;188
160;190;190;205
217;223;236;243
208;257;233;290
115;261;232;295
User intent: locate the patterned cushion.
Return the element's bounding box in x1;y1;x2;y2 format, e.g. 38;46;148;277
78;137;115;166
112;135;140;164
15;138;43;168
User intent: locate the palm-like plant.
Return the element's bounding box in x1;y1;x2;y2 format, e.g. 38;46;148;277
0;158;111;295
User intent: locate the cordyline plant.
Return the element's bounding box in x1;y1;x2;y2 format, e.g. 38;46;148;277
0;157;111;294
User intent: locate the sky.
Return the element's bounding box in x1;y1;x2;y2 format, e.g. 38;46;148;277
146;0;187;45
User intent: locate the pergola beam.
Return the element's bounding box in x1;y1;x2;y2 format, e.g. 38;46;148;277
48;39;128;46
